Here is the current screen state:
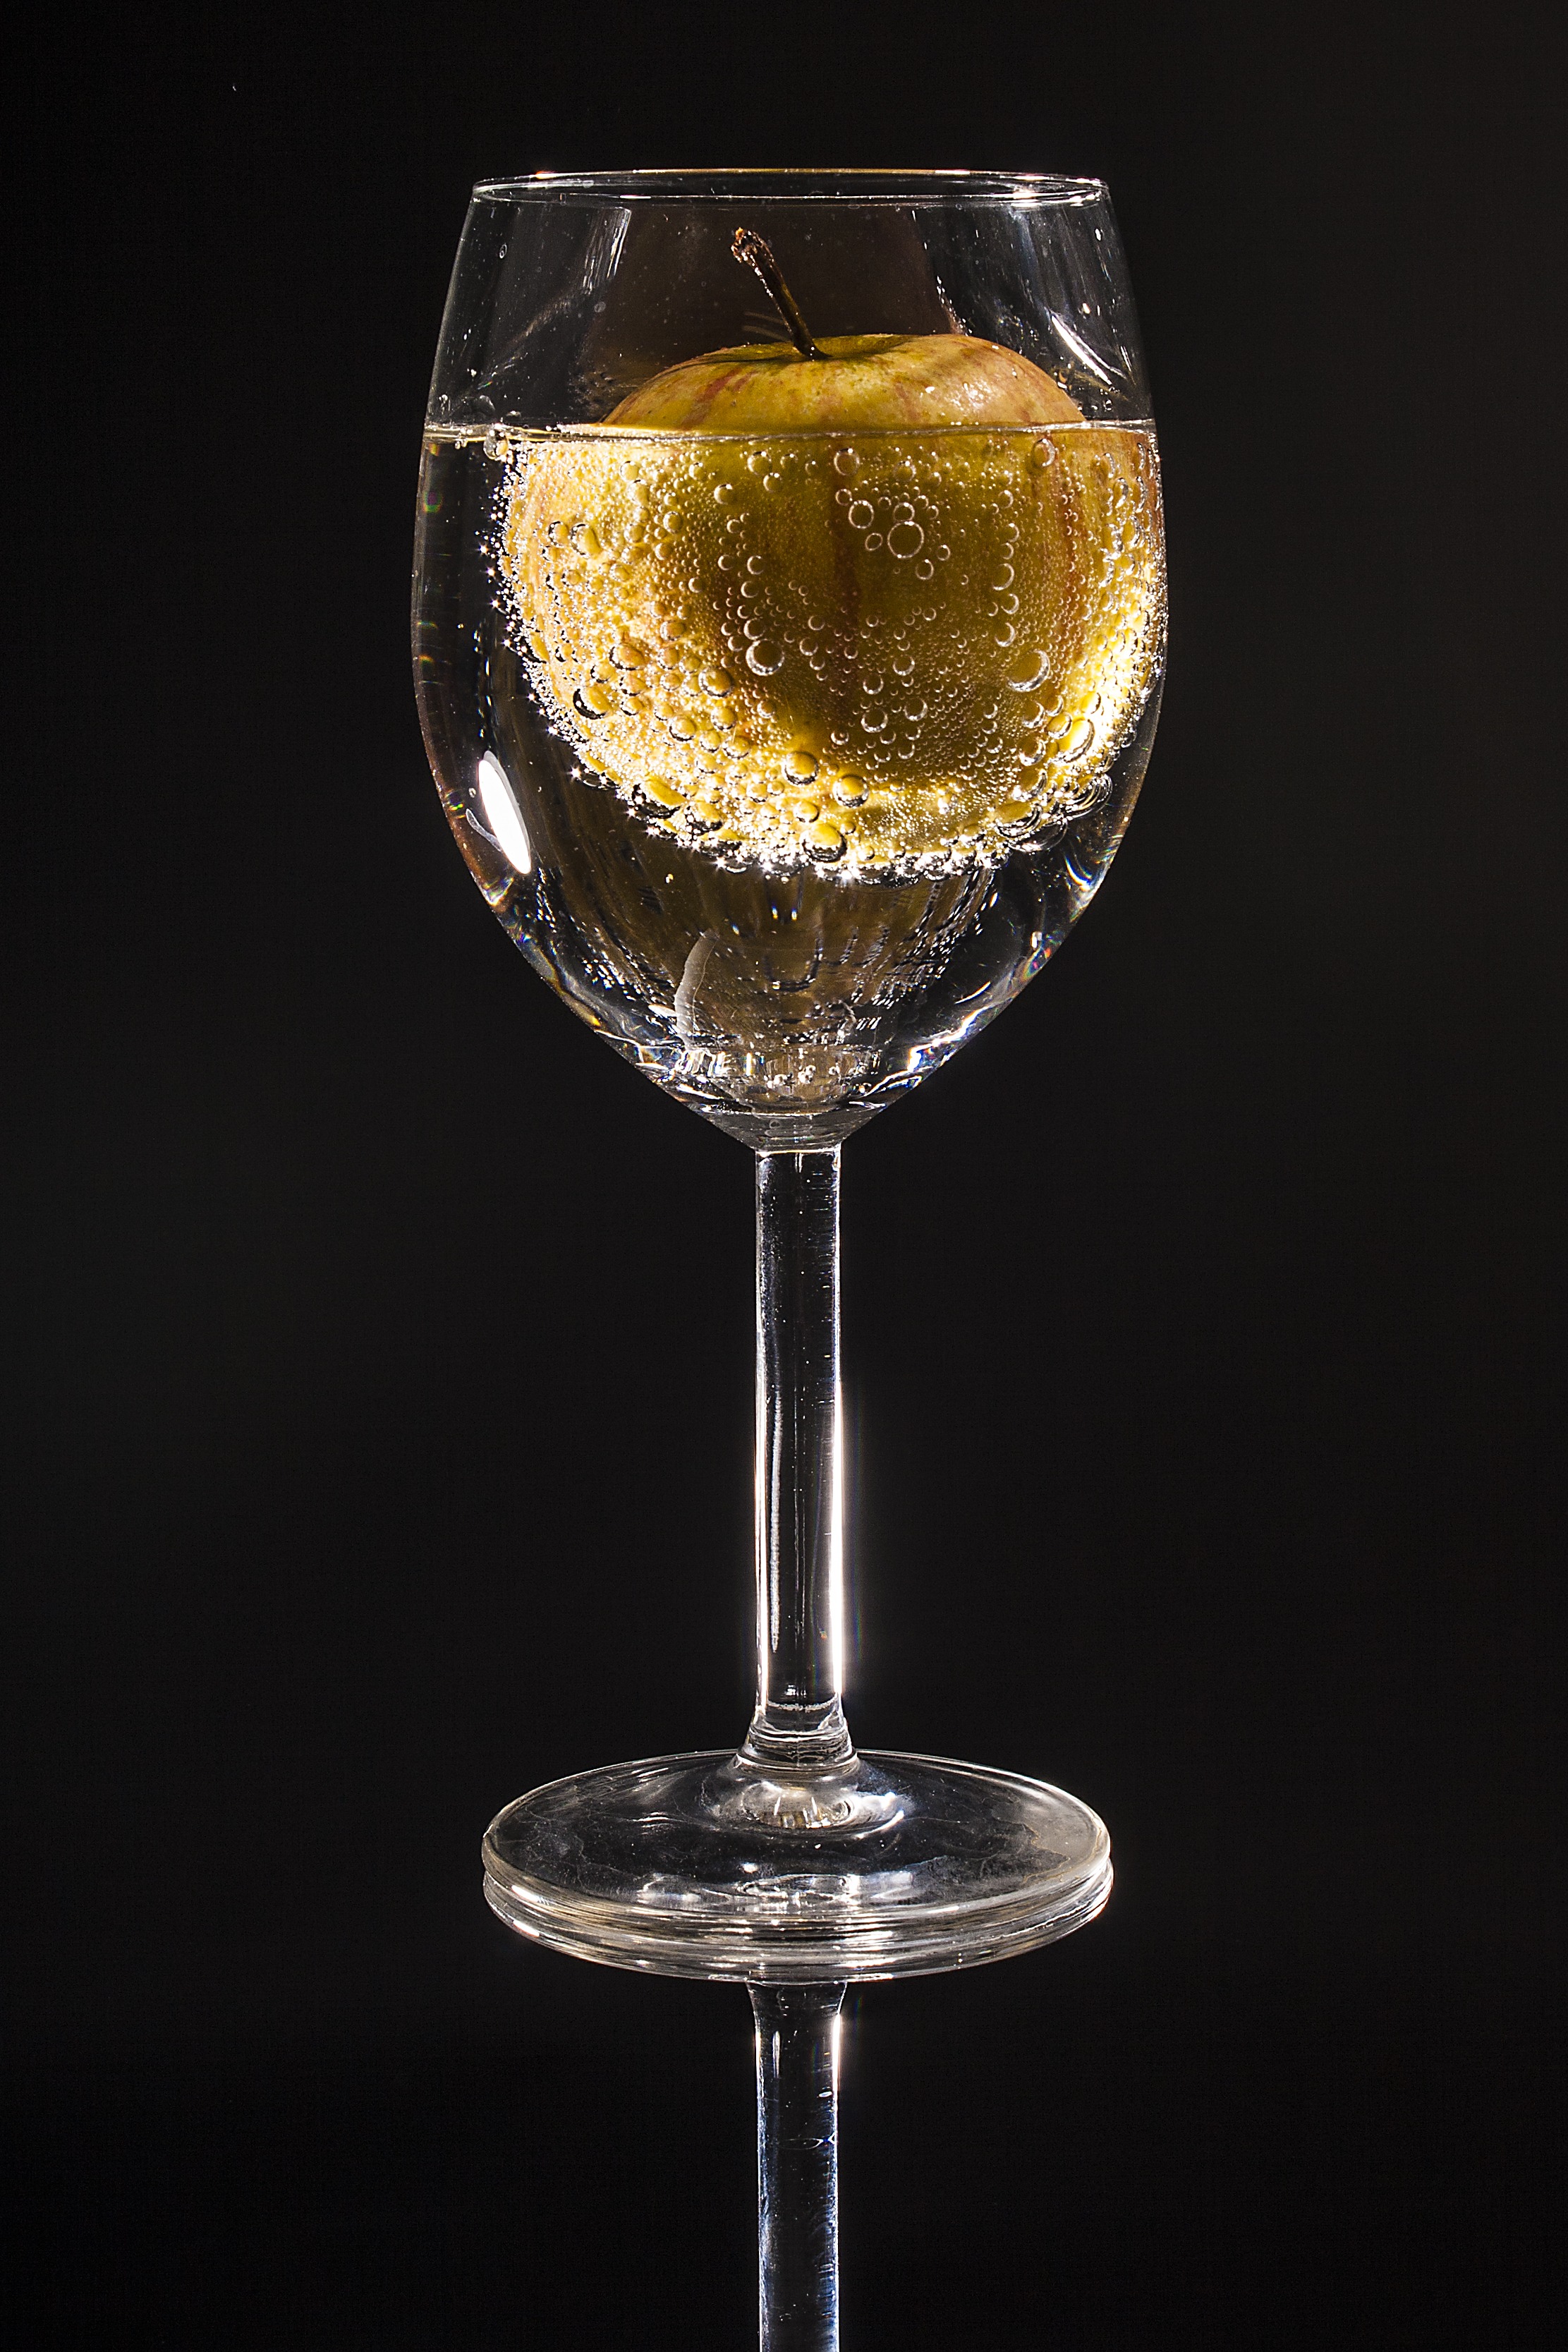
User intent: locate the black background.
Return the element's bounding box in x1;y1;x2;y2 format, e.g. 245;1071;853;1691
7;4;1565;2346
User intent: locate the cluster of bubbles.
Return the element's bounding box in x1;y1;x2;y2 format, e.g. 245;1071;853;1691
492;424;1164;878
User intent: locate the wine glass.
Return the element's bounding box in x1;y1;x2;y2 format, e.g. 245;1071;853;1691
413;169;1164;2337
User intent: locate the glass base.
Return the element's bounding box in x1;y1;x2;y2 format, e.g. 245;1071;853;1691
482;1748;1111;1982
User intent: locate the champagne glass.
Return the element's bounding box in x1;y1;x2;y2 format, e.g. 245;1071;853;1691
413;169;1164;2339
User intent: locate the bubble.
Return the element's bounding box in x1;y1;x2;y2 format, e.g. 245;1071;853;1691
611;636;648;668
746;555;764;575
713;483;736;505
666;711;696;741
1061;775;1107;818
887;520;925;559
991;565;1015;590
688;800;722;831
833;449;859;476
699;665;733;696
915;559;935;580
1062;716;1096;760
782;749;819;783
1005;649;1051;693
573;681;615;718
806;819;846;861
830;773;868;806
846;500;875;530
644;778;686;809
864;532;883;550
746;641;786;676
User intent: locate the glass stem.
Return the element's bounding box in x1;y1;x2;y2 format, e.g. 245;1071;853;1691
752;1982;846;2352
743;1148;853;1773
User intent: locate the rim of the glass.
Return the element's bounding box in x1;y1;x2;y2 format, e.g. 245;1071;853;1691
471;168;1106;206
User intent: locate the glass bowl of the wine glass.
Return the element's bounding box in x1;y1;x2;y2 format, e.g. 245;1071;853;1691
415;178;1162;1140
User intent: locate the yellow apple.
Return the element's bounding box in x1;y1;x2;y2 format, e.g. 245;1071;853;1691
499;313;1162;871
604;331;1084;432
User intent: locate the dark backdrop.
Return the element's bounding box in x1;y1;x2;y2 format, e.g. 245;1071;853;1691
7;5;1564;2346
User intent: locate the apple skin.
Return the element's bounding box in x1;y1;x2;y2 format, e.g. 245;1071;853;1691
606;333;1083;432
501;337;1162;871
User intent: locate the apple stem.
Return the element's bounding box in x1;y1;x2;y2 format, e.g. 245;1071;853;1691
731;229;827;361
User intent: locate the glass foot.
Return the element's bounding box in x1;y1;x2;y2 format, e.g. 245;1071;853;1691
482;1748;1111;1982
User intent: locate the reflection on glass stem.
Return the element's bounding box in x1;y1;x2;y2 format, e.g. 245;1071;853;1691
754;1982;846;2352
745;1148;851;1772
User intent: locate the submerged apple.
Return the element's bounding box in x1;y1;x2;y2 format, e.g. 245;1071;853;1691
501;232;1163;869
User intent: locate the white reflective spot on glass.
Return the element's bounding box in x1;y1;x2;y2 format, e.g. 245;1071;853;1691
475;753;533;873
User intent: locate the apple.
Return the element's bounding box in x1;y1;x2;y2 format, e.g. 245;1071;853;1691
500;241;1162;871
604;330;1084;432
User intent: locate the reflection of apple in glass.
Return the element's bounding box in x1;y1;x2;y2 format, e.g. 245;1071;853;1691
508;231;1160;871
